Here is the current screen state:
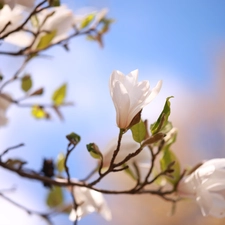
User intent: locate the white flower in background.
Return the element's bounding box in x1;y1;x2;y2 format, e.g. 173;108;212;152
0;4;24;37
34;5;74;44
69;185;111;221
0;0;35;9
103;135;150;168
4;5;75;48
73;8;108;30
0;93;11;126
109;69;162;129
177;158;225;218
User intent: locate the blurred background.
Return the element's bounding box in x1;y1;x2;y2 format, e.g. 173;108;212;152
1;0;225;224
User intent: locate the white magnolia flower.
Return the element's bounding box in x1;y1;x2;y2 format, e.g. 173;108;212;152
0;0;35;9
0;93;11;126
0;4;24;37
109;69;162;129
69;185;111;221
73;8;108;30
103;135;150;168
5;5;75;48
178;158;225;218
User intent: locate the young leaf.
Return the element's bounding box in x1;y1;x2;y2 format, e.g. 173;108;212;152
48;0;60;6
56;153;65;173
21;75;32;92
66;132;81;145
31;105;49;119
52;83;67;106
86;143;102;159
46;186;63;208
150;96;173;135
160;148;180;185
36;30;57;50
80;14;95;29
131;120;146;143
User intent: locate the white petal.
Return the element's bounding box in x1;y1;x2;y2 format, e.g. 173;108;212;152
4;31;33;47
145;80;163;103
111;81;130;129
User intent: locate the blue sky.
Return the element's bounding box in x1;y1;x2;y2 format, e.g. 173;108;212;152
1;0;225;224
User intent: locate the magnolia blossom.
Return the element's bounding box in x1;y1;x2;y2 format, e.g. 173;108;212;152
103;135;150;169
178;158;225;218
69;185;111;221
5;5;75;48
0;94;11;126
109;69;162;129
0;4;24;37
73;8;108;30
0;0;35;9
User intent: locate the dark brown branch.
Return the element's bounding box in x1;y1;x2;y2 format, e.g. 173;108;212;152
0;0;49;40
64;143;79;225
0;143;24;159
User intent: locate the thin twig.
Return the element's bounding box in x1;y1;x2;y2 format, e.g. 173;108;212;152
0;143;24;159
0;192;53;225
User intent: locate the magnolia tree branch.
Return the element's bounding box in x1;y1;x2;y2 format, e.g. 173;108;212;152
0;0;49;39
0;192;54;225
64;143;80;225
0;57;30;92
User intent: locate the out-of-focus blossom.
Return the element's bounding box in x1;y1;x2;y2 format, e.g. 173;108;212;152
73;8;108;30
177;158;225;218
0;4;24;37
4;5;75;48
0;93;11;127
0;0;35;9
109;69;162;129
103;135;150;168
69;184;111;221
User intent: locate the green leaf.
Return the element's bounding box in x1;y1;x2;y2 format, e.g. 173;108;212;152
52;83;67;106
21;75;32;92
31;105;50;119
56;153;65;173
80;14;95;29
150;96;173;135
36;30;57;50
99;18;114;34
0;3;4;9
48;0;60;6
131;120;146;143
86;143;102;159
66;132;81;145
123;164;137;180
160;148;180;185
46;186;63;208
